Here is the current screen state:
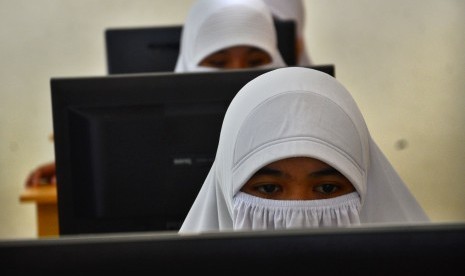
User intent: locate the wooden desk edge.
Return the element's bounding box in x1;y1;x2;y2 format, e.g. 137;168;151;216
20;185;57;204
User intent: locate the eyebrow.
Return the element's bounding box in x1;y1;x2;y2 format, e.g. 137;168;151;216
250;166;344;179
252;167;284;178
215;49;227;55
209;47;266;57
207;49;228;57
309;167;344;178
247;47;265;54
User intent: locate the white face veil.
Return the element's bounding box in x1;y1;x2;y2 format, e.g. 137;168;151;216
262;0;313;66
174;0;286;72
179;67;429;234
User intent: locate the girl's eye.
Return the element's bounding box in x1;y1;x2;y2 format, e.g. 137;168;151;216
314;184;339;195
256;184;281;195
246;53;271;67
247;57;269;67
206;60;227;68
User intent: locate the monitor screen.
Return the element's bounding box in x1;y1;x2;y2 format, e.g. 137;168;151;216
51;66;335;236
2;223;464;274
105;19;297;74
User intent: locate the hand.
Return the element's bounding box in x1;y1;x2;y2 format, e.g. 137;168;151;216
25;162;56;187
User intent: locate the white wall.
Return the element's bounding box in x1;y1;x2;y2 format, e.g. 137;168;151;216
0;0;464;239
305;0;465;223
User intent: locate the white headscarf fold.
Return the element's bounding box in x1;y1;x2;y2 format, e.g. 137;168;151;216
179;67;429;233
263;0;313;66
174;0;286;72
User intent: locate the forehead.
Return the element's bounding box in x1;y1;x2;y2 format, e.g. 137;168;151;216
207;45;269;56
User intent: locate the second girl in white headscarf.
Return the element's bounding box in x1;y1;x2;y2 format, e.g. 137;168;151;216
174;0;286;72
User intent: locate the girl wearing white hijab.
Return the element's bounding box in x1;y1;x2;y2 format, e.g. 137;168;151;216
179;67;429;233
174;0;286;72
263;0;313;66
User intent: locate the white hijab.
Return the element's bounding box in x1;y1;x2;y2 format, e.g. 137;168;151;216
174;0;286;72
262;0;313;66
179;67;429;233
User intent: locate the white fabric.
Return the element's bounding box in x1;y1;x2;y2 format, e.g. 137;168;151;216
174;0;286;72
179;67;430;234
233;191;361;230
262;0;313;66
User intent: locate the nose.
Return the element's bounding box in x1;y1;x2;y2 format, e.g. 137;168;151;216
286;183;314;200
226;58;248;69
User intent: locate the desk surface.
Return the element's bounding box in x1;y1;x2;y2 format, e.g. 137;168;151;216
19;185;57;204
19;185;58;237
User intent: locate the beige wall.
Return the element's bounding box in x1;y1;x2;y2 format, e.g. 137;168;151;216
0;0;464;239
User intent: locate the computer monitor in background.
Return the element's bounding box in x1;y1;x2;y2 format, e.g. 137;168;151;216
105;25;181;74
51;66;335;236
105;19;296;74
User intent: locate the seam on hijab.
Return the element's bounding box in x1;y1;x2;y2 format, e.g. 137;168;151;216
232;90;366;172
232;136;363;175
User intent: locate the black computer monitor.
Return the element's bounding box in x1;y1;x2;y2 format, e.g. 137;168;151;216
51;66;335;236
105;19;296;74
2;223;465;274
